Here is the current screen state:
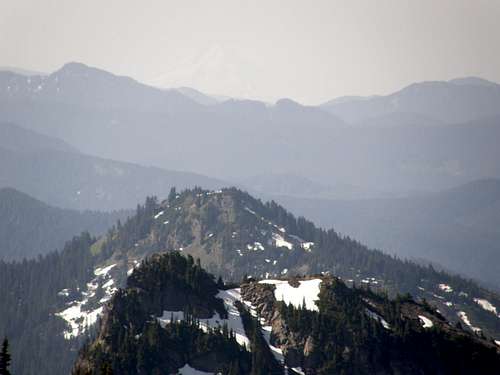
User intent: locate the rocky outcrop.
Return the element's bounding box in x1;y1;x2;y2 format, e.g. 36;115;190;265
240;280;321;369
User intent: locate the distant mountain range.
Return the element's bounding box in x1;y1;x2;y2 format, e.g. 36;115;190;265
1;63;499;194
0;188;129;261
321;77;500;124
0;122;226;211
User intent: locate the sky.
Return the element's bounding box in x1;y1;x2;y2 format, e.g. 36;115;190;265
1;0;499;104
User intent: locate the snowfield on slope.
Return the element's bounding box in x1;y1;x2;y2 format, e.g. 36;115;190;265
157;288;251;350
56;263;117;339
458;311;481;333
473;298;499;316
365;309;391;330
259;279;322;311
418;315;434;328
176;364;214;375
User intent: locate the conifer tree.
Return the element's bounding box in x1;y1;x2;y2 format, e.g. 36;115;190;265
0;338;11;375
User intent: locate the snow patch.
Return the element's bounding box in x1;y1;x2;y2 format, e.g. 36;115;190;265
94;263;116;277
458;311;481;333
157;288;251;350
272;233;293;250
57;263;118;338
473;298;498;316
247;242;265;251
56;303;103;339
365;309;391;329
418;315;434;328
58;288;70;297
438;284;453;293
154;211;164;219
176;364;214;375
301;242;314;252
259;279;322;311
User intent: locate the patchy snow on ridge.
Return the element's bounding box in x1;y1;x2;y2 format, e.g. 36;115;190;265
365;309;391;330
153;210;164;219
438;284;453;293
157;288;251;350
58;288;70;297
247;242;265;251
56;303;103;339
418;315;434;328
56;263;118;339
176;364;214;375
272;233;293;250
473;298;498;316
261;324;285;364
300;242;314;252
458;311;481;333
259;279;322;311
94;263;116;277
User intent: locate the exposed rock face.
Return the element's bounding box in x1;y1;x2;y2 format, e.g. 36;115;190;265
240;279;322;368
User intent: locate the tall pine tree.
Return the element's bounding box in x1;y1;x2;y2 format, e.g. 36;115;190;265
0;338;11;375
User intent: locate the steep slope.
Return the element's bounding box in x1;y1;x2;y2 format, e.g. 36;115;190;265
174;86;223;106
321;77;500;124
0;188;129;260
274;179;500;287
0;234;99;375
74;252;500;374
0;122;226;211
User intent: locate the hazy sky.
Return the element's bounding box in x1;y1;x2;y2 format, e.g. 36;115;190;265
1;0;499;104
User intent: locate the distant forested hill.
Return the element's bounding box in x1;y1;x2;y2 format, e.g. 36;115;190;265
0;188;129;260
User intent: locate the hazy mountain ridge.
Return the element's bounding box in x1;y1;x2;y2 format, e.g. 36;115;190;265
0;187;130;260
321;77;500;124
273;178;500;287
0;122;227;211
1;64;499;194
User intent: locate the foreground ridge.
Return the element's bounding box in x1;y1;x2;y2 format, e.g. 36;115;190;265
73;252;500;374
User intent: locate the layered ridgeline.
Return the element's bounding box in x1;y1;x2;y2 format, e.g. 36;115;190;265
3;188;500;374
274;178;500;288
0;122;225;211
0;187;129;260
73;251;500;374
2;64;500;194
